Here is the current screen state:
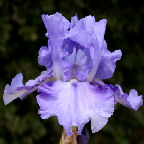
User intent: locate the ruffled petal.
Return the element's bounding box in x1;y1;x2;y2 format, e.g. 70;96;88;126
114;85;143;111
37;80;114;136
68;15;96;48
96;41;122;79
67;16;107;81
41;13;70;80
25;71;52;88
11;73;24;89
42;14;115;81
3;73;29;105
94;19;107;48
38;46;52;68
3;71;51;105
42;12;70;38
41;13;122;81
49;37;91;81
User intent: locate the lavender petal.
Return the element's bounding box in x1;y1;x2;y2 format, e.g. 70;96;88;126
114;85;143;111
96;41;122;79
3;71;51;105
37;80;114;136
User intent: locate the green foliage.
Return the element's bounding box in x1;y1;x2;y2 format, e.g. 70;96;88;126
0;0;144;143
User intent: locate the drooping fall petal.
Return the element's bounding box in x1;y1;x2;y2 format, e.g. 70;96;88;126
37;80;114;136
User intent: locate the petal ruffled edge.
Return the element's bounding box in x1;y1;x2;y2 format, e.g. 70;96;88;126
96;41;122;80
37;80;114;136
3;71;52;105
42;12;70;38
38;46;52;68
114;85;143;111
67;16;107;81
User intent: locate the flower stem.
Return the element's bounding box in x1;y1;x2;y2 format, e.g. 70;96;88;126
59;127;78;144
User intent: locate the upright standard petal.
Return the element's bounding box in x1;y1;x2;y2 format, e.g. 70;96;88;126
67;16;107;81
3;71;51;105
37;80;114;136
94;19;107;48
114;85;143;111
96;41;122;79
41;13;70;80
68;15;97;49
42;14;116;82
42;12;70;38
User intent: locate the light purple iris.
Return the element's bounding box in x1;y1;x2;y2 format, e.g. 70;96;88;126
3;12;143;136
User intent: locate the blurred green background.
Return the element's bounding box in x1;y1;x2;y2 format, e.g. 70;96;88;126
0;0;144;143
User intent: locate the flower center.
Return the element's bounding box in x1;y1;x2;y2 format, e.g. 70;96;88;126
61;38;92;81
62;38;91;66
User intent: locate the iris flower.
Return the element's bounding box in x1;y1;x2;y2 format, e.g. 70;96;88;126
3;12;143;136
